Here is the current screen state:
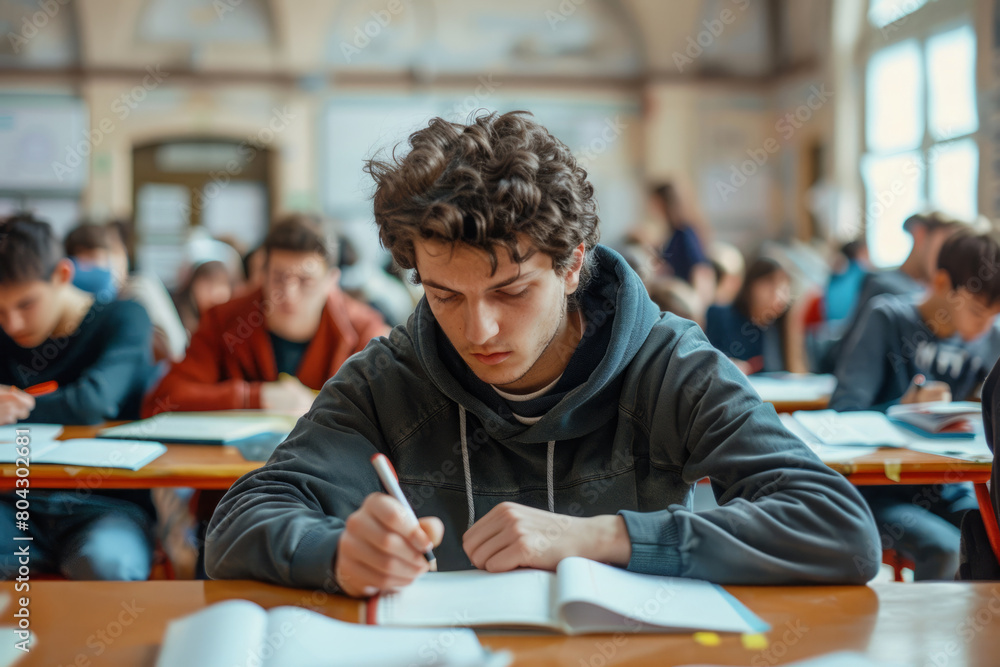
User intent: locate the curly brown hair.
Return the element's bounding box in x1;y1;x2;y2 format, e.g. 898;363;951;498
364;111;600;291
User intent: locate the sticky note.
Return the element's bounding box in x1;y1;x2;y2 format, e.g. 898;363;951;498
741;633;769;650
693;632;720;646
884;460;902;483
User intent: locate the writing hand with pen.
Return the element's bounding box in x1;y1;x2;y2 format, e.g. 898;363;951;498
900;373;952;405
333;454;444;599
0;381;55;424
0;385;34;425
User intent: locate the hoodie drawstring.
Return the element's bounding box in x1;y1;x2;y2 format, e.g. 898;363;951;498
546;439;555;514
459;405;475;530
459;405;555;530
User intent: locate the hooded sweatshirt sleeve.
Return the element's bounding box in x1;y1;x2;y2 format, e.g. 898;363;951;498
828;299;893;412
204;341;393;591
618;324;882;584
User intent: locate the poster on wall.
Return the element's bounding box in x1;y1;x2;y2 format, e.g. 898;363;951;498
0;102;88;190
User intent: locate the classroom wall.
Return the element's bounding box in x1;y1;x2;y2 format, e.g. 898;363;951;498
0;0;899;262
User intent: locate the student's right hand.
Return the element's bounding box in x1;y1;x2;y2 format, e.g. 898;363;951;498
900;374;952;405
334;493;444;598
0;386;35;425
260;376;316;414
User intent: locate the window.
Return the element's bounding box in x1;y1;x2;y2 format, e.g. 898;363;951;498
867;0;928;30
862;20;978;268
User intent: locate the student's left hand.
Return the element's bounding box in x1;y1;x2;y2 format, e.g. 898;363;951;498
0;386;34;425
462;502;631;572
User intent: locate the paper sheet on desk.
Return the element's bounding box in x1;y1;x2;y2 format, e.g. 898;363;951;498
791;410;911;448
893;433;992;462
748;373;836;403
0;424;63;444
779;414;879;462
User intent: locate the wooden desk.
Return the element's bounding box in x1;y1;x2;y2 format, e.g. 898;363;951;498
7;580;1000;666
825;447;991;486
0;425;259;491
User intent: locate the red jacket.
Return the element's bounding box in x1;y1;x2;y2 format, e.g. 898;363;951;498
143;287;389;416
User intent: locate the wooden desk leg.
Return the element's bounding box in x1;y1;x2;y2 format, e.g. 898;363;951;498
974;483;1000;566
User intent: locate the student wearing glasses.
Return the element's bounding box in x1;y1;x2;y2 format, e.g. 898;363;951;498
143;214;389;418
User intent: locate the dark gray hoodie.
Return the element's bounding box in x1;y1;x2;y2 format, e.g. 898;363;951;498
206;245;881;590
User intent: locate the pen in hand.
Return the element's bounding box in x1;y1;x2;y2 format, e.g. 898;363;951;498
370;453;438;572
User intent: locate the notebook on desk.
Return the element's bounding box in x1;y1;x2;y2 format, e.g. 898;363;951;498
0;439;166;471
156;599;510;667
886;401;980;438
97;412;297;445
0;424;64;444
790;410;911;448
367;557;768;635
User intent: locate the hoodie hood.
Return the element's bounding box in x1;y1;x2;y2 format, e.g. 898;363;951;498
409;244;661;445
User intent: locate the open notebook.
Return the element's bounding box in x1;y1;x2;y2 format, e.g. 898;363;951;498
369;557;768;635
98;411;297;445
0;439;166;471
790;410;911;448
155;600;511;667
886;401;981;438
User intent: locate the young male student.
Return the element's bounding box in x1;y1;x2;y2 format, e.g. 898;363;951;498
64;221;189;364
823;212;968;372
205;112;880;596
830;229;1000;580
143;214;389;417
0;214;156;579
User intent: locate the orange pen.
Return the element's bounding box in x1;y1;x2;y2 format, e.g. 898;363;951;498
22;381;58;397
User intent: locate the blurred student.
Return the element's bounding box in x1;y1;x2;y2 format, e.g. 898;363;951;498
0;214;156;580
242;245;266;293
650;183;715;311
812;239;870;373
834;212;967;357
824;239;870;324
143;214;389;418
64;223;119;303
830;229;1000;580
709;242;745;306
704;257;808;374
65;221;188;363
646;276;700;324
338;235;417;327
173;260;234;336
